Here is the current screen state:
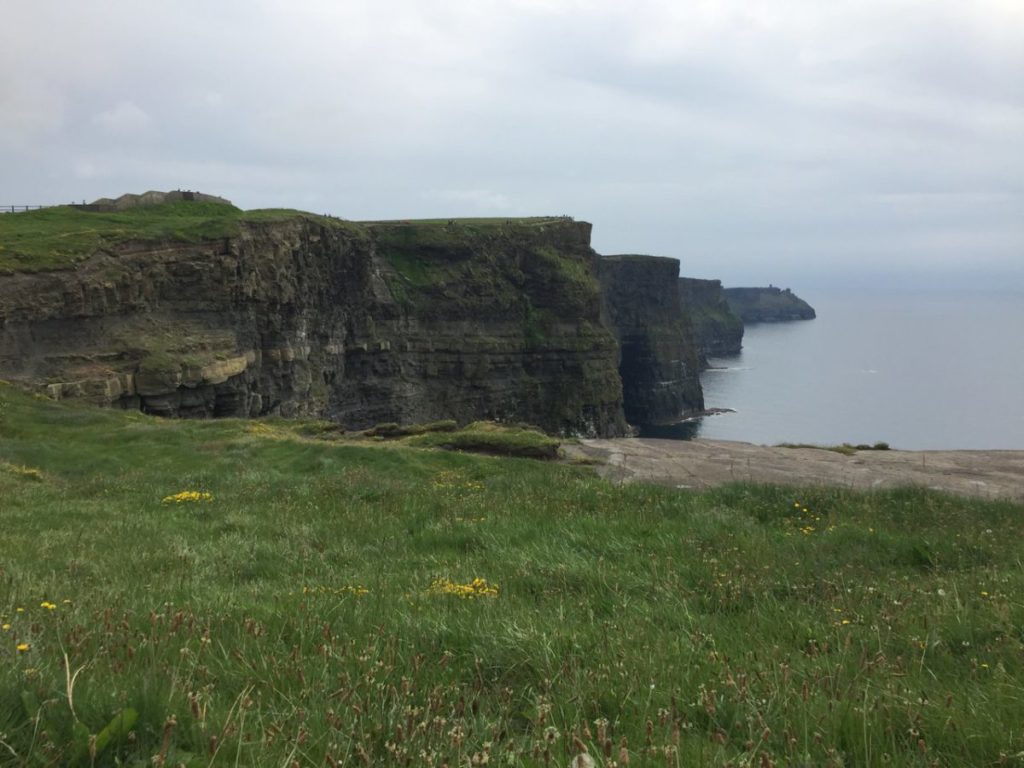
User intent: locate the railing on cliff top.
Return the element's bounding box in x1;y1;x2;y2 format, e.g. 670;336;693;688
0;205;54;213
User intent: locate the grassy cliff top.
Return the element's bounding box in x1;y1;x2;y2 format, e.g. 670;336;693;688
601;253;679;262
360;216;569;226
1;384;1022;764
0;201;341;272
0;203;578;273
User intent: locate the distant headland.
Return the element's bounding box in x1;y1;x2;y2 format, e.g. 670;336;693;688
724;286;816;323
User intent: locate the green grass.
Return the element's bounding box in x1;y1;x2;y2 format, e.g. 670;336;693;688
0;203;360;273
405;420;561;459
1;385;1022;766
778;442;892;455
360;217;566;227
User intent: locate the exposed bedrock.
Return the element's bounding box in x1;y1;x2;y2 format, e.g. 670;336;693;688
597;256;704;426
678;277;744;361
0;216;633;436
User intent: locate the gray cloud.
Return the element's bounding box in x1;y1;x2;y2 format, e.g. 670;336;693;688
1;0;1021;288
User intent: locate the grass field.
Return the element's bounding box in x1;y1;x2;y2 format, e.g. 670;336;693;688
0;204;570;274
1;384;1022;766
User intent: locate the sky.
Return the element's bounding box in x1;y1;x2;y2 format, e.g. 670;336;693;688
2;0;1022;289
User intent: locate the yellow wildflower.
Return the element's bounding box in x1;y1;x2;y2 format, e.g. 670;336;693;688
161;490;214;504
16;643;30;652
428;577;499;599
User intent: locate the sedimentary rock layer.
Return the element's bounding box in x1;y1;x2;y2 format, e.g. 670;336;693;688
0;215;632;436
678;277;744;360
597;256;704;425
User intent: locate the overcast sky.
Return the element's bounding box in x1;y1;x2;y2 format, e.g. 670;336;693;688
2;0;1022;289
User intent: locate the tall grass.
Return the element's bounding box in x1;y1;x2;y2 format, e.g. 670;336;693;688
1;385;1022;765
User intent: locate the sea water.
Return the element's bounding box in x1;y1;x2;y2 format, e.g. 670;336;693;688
672;289;1024;450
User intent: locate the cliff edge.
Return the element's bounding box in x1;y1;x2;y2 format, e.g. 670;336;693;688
678;277;744;360
724;286;816;323
0;199;694;436
597;256;704;425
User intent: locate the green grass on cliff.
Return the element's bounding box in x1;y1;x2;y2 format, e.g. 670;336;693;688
405;420;561;459
0;202;240;272
367;218;601;334
1;385;1023;766
0;206;569;274
0;203;359;273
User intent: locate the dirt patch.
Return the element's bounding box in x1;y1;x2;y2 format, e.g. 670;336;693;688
564;438;1024;501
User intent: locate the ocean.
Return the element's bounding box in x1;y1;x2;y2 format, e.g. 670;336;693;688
659;289;1024;450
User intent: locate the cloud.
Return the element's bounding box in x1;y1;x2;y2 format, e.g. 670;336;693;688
0;0;1020;285
92;101;152;135
420;188;514;212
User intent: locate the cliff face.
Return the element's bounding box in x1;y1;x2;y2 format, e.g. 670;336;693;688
724;286;816;322
0;213;629;436
678;277;744;360
597;256;704;425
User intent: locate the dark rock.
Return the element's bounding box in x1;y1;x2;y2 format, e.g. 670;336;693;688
597;256;704;426
724;286;816;322
678;277;744;361
0;215;632;437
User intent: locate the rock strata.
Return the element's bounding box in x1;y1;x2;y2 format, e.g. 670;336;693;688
678;277;744;360
0;210;635;436
597;256;704;425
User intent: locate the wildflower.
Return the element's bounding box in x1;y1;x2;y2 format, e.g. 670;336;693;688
162;491;214;504
428;577;499;599
40;601;56;610
980;591;989;597
16;643;30;652
1;624;9;631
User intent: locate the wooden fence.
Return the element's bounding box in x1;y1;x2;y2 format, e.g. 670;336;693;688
0;205;51;213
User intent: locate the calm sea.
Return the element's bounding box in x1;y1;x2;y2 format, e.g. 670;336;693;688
654;289;1024;450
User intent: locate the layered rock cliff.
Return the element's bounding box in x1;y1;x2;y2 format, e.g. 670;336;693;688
597;256;704;425
0;207;632;436
724;286;816;322
677;277;744;360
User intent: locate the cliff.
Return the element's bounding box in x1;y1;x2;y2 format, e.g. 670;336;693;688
597;256;704;425
724;286;816;322
678;277;744;360
0;201;635;436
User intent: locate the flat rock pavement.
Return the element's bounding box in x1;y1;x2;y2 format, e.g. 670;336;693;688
563;438;1024;501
